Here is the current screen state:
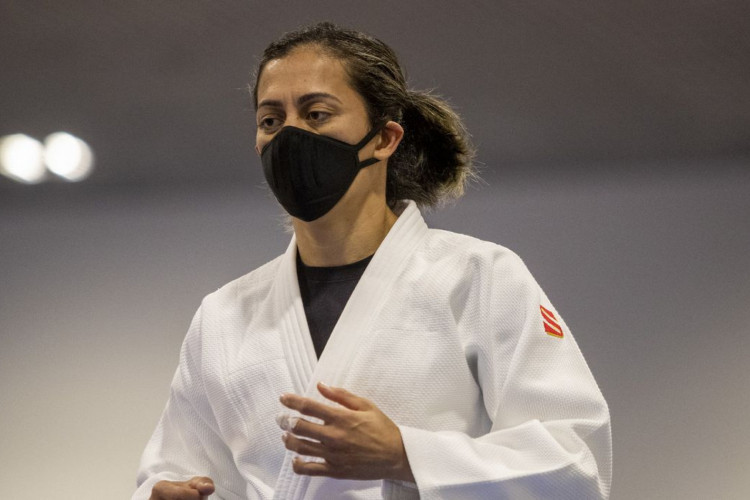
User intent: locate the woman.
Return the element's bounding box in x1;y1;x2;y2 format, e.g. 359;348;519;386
135;22;611;500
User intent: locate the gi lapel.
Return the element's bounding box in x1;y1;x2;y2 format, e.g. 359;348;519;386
273;201;429;499
314;201;428;388
275;237;318;396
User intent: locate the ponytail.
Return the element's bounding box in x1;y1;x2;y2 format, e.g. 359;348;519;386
387;90;476;209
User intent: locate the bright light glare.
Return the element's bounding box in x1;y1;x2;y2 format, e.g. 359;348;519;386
44;132;94;181
0;134;46;184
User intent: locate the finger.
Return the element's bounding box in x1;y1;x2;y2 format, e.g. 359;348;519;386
282;432;327;458
317;382;371;411
276;413;330;443
151;480;205;500
292;456;342;478
275;412;300;432
279;393;339;422
186;476;215;495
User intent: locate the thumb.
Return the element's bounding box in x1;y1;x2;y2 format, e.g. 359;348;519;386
186;476;215;495
317;382;370;410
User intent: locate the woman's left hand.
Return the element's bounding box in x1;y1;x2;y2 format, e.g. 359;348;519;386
277;382;415;482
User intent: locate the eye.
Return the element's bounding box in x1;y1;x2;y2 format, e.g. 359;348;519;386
258;116;282;131
307;110;331;123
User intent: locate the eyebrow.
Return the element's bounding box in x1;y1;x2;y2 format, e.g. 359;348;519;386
257;92;343;109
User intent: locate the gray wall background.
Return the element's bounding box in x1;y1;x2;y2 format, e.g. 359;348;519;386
1;1;749;499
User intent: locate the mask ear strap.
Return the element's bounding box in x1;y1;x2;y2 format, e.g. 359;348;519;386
355;122;386;149
356;121;388;168
358;157;380;168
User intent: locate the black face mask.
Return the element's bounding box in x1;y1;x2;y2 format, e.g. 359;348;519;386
260;125;382;222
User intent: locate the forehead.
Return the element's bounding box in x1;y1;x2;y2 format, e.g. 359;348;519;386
256;46;355;102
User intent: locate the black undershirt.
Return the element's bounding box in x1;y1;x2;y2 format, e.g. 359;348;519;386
296;251;373;358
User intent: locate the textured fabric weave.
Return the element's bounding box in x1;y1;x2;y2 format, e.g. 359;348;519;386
134;201;612;499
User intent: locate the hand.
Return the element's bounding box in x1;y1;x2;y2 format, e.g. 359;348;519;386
149;476;215;499
277;382;414;482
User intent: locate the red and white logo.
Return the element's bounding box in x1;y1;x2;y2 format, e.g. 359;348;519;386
540;305;563;338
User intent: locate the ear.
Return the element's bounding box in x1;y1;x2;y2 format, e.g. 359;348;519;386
372;121;404;161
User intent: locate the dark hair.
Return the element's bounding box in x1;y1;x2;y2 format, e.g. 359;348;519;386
251;22;476;209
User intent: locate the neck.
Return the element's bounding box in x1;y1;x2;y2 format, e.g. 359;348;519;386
293;196;398;267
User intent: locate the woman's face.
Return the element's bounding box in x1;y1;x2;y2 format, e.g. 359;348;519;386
254;46;374;160
254;45;403;227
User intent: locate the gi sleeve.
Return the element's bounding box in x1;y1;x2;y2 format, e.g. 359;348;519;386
132;306;246;500
394;250;612;499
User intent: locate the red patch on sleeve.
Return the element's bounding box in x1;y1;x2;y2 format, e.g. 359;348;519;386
540;305;563;338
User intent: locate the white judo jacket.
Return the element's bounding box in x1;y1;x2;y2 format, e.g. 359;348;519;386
134;201;612;499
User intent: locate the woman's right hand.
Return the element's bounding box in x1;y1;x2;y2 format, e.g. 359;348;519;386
149;476;215;499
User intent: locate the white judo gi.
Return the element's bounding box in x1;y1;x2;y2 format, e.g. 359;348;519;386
134;200;612;499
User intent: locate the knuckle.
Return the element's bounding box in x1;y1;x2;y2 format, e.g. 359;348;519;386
298;441;313;455
298;400;313;414
327;466;346;479
341;415;358;431
328;428;347;446
285;435;298;451
291;436;305;450
291;416;302;432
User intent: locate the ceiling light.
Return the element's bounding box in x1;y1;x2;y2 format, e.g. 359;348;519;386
0;134;46;184
44;132;94;182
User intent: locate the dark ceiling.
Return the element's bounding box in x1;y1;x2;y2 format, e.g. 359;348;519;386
1;0;748;193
